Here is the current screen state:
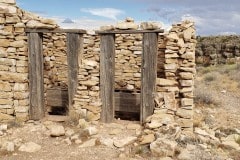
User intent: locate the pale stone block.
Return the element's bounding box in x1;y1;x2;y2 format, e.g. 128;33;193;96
13;92;29;100
16;67;28;73
164;63;177;70
179;72;193;80
0;104;12;109
18;99;29;106
15;106;28;113
180;80;193;87
181;98;194;106
0;58;16;66
0;81;11;91
177;118;193;128
156;78;178;86
183;27;195;41
6;15;20;23
0;0;15;4
0;71;27;83
13;83;28;91
16;60;27;67
164;92;177;111
10;40;25;48
176;108;192;119
0;17;5;24
0;39;10;47
0;91;13;98
0;99;13;105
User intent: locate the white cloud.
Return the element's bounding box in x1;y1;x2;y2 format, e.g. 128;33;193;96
80;8;125;20
50;17;115;30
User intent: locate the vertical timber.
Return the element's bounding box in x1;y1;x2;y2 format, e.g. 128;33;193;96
100;34;115;123
28;33;44;120
67;33;82;110
141;32;158;123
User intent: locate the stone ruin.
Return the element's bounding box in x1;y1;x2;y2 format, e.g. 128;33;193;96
0;0;197;146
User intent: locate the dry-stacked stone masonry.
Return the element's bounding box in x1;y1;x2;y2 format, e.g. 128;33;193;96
0;0;57;121
0;1;197;135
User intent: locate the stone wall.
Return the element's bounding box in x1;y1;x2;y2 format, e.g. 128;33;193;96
144;21;196;135
71;20;196;136
0;1;196;136
0;0;57;121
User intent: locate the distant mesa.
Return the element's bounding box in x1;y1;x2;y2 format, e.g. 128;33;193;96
62;18;74;23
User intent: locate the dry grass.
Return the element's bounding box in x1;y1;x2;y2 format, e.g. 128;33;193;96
196;63;240;92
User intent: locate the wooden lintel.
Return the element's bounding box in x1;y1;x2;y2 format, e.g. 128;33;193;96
25;28;86;34
96;29;164;34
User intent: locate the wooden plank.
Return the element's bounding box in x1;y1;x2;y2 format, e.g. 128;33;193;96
96;29;164;34
67;33;83;109
25;28;86;33
114;92;140;113
141;33;158;123
100;34;115;123
28;33;44;120
46;89;68;107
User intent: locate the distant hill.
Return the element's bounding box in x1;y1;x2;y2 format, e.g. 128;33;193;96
196;35;240;65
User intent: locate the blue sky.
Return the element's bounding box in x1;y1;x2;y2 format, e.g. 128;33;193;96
16;0;240;35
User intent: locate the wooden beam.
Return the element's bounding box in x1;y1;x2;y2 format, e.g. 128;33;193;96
114;92;140;113
100;34;115;123
67;33;83;109
25;28;86;34
96;29;164;34
141;32;158;123
46;88;68;107
28;32;44;120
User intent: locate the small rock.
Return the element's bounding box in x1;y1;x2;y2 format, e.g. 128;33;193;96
82;126;98;136
178;149;193;160
0;124;7;131
161;157;173;160
78;119;88;129
79;138;96;148
140;22;161;30
126;84;134;90
222;134;240;150
71;134;80;141
1;141;14;152
140;134;155;145
100;25;114;31
126;123;141;130
48;124;65;137
63;138;72;145
99;137;114;148
116;18;138;30
150;138;177;157
65;128;75;137
19;142;41;153
125;17;134;22
114;136;137;148
109;128;122;135
75;139;82;144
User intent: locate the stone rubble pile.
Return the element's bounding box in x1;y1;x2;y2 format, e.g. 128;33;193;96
0;121;239;159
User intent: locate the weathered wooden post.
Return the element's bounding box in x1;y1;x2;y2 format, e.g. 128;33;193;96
100;34;116;123
141;32;158;123
28;32;44;120
66;33;83;110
